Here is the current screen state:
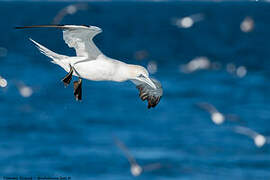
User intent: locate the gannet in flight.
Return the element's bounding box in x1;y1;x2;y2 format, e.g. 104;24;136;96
16;25;163;108
232;126;269;148
113;136;162;176
196;102;242;125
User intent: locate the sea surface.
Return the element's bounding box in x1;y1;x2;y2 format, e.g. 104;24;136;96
0;1;270;180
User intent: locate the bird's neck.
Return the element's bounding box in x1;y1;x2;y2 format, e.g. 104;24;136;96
112;63;138;82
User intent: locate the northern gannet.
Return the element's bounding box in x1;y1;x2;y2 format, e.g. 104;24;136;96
16;25;163;108
113;136;162;176
196;102;242;125
233;126;269;148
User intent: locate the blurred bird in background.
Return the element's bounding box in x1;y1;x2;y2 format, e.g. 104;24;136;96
232;126;269;148
114;136;162;177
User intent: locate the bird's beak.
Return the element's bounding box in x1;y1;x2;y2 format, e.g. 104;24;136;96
139;76;156;89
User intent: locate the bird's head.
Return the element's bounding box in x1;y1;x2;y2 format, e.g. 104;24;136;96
129;65;156;89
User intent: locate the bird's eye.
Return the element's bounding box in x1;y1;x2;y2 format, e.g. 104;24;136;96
138;74;145;78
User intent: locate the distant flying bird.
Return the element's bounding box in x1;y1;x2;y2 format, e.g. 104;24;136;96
16;25;163;108
196;102;242;125
232;126;269;148
52;3;88;24
113;136;162;176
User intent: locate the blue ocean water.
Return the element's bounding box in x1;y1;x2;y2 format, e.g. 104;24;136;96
0;1;270;179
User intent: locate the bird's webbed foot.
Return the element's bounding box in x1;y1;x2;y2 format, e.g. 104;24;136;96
61;64;73;87
73;78;82;101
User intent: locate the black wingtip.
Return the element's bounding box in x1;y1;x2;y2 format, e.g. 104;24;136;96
14;25;66;30
14;26;23;29
14;26;38;29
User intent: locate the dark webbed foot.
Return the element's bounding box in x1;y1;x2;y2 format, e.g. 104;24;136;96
62;64;73;87
73;78;82;101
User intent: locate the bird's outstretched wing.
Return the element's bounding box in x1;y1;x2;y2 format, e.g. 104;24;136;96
113;136;138;166
15;25;103;59
132;78;163;109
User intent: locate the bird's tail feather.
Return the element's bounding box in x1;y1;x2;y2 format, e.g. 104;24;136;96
29;38;67;63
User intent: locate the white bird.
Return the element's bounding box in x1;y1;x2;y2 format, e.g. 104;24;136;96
196;102;242;125
15;81;33;98
196;102;226;125
179;56;211;73
16;25;163;108
52;3;88;24
233;126;269;148
114;137;162;176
